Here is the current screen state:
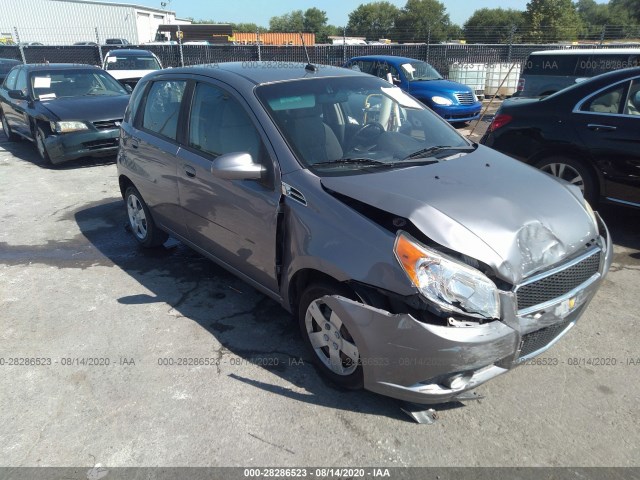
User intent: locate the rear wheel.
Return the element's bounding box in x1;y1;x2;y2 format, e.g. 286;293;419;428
1;112;17;141
535;156;597;206
298;282;364;390
125;185;168;247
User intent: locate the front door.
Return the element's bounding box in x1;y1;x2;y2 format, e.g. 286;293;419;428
177;81;281;294
574;78;640;206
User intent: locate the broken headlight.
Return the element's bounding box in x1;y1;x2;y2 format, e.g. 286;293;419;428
394;232;500;319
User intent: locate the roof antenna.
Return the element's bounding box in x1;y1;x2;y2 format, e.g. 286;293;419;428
299;32;317;72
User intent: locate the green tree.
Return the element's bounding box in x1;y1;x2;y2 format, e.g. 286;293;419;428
463;8;525;43
609;0;640;23
395;0;452;43
524;0;583;42
231;23;266;33
269;10;305;32
346;2;401;40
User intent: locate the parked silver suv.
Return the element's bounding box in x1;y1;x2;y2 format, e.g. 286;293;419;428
117;63;612;405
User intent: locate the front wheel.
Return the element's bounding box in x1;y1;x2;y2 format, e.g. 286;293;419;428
535;156;597;207
35;127;52;164
298;282;364;390
124;186;168;248
1;112;18;141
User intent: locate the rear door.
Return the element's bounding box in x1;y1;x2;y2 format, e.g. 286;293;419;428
123;77;189;237
574;77;640;205
1;67;20;132
176;79;281;294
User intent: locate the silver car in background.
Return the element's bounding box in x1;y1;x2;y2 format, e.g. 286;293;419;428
116;63;612;405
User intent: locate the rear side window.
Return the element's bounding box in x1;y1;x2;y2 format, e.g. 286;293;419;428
141;80;186;141
3;68;19;90
582;84;626;114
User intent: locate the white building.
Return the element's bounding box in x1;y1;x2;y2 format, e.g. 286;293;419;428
0;0;191;45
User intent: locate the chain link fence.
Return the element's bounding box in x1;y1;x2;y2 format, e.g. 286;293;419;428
1;26;639;80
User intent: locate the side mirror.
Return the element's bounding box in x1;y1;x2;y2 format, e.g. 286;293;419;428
8;89;27;100
211;152;264;180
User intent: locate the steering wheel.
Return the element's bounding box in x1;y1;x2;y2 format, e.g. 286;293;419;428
349;122;385;150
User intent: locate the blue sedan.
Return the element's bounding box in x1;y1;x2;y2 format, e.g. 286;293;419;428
345;55;482;123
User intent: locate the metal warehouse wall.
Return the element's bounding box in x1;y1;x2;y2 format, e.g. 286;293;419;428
0;0;176;45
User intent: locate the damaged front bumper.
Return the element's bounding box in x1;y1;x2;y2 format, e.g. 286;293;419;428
323;213;613;405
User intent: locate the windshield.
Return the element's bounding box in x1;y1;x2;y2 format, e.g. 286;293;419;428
105;55;161;71
30;69;128;100
256;76;469;175
400;61;442;81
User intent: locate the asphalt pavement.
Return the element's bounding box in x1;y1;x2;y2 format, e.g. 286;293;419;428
1;116;639;469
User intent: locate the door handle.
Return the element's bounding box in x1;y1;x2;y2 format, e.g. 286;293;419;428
588;124;617;131
184;164;196;178
130;137;139;149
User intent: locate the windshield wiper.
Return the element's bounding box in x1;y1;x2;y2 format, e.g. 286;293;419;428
402;145;475;161
311;158;386;167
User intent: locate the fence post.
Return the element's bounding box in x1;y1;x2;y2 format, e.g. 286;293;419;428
14;27;26;64
426;26;431;63
95;27;103;66
507;24;516;62
177;25;184;67
342;27;347;64
599;25;606;46
256;28;261;61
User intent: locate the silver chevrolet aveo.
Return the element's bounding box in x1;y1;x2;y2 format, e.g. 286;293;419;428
117;62;612;405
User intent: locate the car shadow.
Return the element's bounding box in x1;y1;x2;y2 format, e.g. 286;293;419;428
0;136;116;169
598;203;640;253
67;198;452;422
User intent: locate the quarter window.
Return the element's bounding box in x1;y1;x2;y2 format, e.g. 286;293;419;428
15;68;27;93
142;80;186;141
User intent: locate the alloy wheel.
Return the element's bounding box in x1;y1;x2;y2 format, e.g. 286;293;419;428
540;162;584;194
127;194;148;240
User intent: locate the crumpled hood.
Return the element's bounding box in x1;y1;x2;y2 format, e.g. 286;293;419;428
39;95;129;123
107;70;156;80
321;146;598;284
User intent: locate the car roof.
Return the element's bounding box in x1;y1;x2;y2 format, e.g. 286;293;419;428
348;55;424;64
105;49;155;56
530;48;640;56
20;63;101;72
148;61;365;85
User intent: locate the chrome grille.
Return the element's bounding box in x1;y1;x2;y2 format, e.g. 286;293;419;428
454;92;475;105
516;250;601;311
519;318;573;358
93;119;122;130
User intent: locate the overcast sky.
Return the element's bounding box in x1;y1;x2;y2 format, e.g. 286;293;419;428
130;0;608;26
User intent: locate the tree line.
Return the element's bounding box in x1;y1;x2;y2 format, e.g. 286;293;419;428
191;0;640;44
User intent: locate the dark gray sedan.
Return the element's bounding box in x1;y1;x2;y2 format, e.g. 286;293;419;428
0;63;129;165
117;63;612;405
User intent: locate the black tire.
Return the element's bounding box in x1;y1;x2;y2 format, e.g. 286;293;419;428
535;156;598;207
298;282;364;390
35;127;52;164
1;112;18;141
124;185;168;248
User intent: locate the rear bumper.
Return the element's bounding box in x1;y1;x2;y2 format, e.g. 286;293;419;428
322;214;612;405
44;128;120;165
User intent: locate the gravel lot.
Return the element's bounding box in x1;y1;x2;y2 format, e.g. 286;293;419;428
1;111;639;470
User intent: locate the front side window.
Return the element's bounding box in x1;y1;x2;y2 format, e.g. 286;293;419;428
15;68;27;93
583;85;626;114
624;79;640;116
3;68;19;90
188;82;262;161
257;76;469;174
142;80;186;141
